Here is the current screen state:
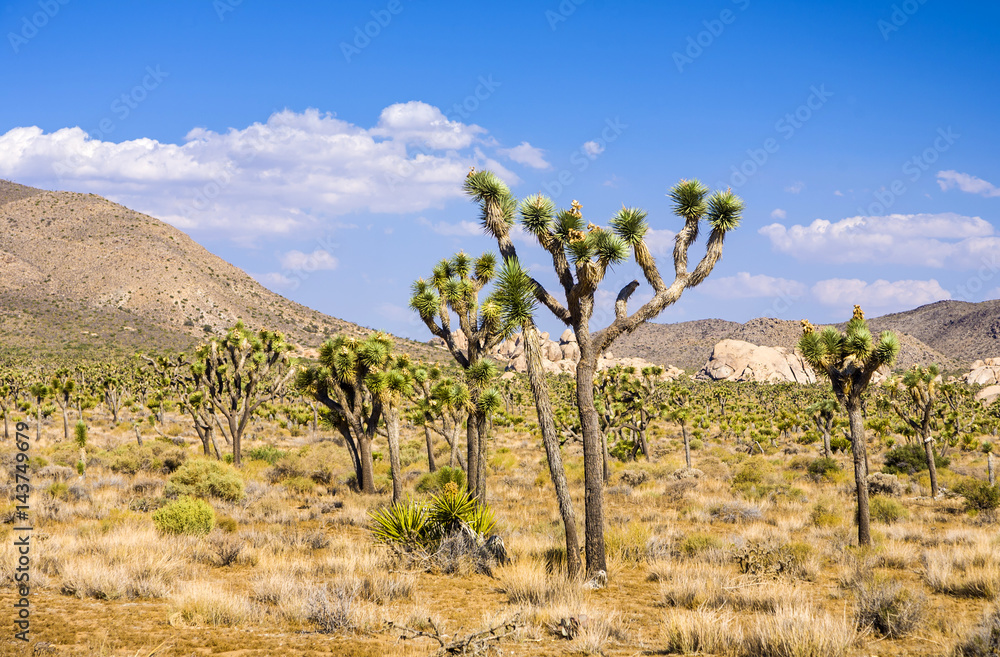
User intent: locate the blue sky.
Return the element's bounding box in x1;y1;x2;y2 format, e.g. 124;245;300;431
2;0;999;341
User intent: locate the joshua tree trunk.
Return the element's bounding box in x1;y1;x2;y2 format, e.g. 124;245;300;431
923;428;939;498
358;435;376;494
846;397;871;546
135;426;143;447
823;430;831;459
525;323;582;578
575;355;607;576
682;421;692;469
424;425;437;473
62;407;69;442
386;409;404;503
467;416;480;499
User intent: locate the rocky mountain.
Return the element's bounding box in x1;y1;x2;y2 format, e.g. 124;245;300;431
613;304;998;374
0;180;441;363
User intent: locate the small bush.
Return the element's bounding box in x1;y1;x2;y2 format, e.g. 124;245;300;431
954;605;1000;656
733;539;810;579
830;436;851;453
284;476;315;495
807;457;840;479
809;501;842;528
882;442;949;476
153;497;215;536
245;445;287;465
870;495;909;524
415;466;466;493
711;501;763;524
956;479;1000;513
678;533;723;558
867;472;904;497
854;576;925;639
165;459;245;502
606;522;652;564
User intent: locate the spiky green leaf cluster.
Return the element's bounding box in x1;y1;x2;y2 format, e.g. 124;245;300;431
669;179;709;220
706;189;744;232
609;207;649;246
519;194;555;236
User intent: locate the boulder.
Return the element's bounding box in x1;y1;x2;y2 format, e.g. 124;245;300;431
543;339;563;362
696;339;816;384
560;328;576;344
967;366;1000;387
560;341;581;362
976;385;1000;407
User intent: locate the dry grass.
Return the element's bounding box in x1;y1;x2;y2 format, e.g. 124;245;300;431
168;581;256;627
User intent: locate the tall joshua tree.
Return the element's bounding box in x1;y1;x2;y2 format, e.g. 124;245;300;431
192;322;295;467
465;170;743;576
494;257;582;578
885;364;942;497
410;251;505;503
798;306;899;546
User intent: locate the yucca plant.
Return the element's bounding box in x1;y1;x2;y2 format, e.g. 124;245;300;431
428;482;479;537
799;306;899;546
370;499;429;549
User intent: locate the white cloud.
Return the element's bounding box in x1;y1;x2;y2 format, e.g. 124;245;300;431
936;170;1000;198
770;208;786;220
759;212;999;269
785;181;805;194
417;217;481;237
812;278;950;313
497;141;550;169
0;103;521;238
582;141;605;157
253;272;299;292
834;190;844;196
699;272;806;299
644;228;676;257
280;249;338;271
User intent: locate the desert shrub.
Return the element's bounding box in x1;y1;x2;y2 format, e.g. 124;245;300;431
807;457;840;479
678;533;723;558
245;444;287;465
153;497;215;536
165;459;245;502
882;442;949;476
870;495;909;524
956;479;1000;514
733;539;810;579
867;472;904;497
809;501;842;528
105;443;187;475
619;470;648;487
854;576;925;638
284;476;315;495
830;436;851;453
46;482;69;500
710;501;763;523
606;522;652;564
663;479;697;504
415;465;466;493
954;605;1000;656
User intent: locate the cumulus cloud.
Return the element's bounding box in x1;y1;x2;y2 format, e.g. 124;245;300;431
280;249;338;271
699;272;806;299
582;140;605;157
785;181;805;194
253;272;300;292
644;228;676;257
770;208;786;220
936;170;1000;197
812;278;950;313
417;216;482;236
498;141;550;169
759;212;999;269
0;103;523;239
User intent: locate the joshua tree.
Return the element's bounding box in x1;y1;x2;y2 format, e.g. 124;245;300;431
51;369;75;442
807;398;839;458
494;257;581;578
28;381;50;443
465;169;743;576
409;366;471;472
372;356;415;503
191;322;295;466
798;306;900;546
885;364;942;497
410;251;505;503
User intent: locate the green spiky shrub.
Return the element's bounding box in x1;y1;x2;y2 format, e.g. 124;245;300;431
74;420;87;449
370;500;430;549
153;496;215;536
165;459;245;502
415;465;467;493
882;443;949;475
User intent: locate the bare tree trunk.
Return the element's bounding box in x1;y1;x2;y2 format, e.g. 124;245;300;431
989;452;995;486
923;429;939;498
358;435;376;494
682;422;691;469
467;415;480;499
847;398;871;546
386;410;403;504
822;429;831;458
134;426;143;447
524;323;581;578
575;356;607;577
424;425;437;473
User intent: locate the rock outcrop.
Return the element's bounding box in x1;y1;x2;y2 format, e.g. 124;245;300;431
695;339;816;384
435;329;684;380
964;358;1000;387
